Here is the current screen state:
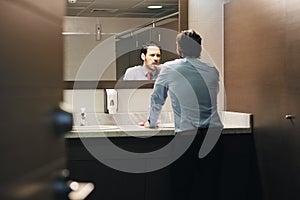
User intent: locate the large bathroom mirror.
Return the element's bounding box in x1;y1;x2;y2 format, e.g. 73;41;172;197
63;0;187;89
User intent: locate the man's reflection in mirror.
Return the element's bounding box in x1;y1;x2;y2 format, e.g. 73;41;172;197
123;42;162;80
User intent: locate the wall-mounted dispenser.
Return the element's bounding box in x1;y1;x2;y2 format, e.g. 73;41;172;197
106;89;118;114
80;107;86;126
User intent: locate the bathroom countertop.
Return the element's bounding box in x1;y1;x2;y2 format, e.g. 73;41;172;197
65;111;253;139
65;124;252;139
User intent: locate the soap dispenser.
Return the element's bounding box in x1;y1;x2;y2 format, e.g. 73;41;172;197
80;107;86;126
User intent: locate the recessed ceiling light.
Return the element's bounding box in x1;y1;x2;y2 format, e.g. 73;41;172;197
147;5;163;9
68;0;77;3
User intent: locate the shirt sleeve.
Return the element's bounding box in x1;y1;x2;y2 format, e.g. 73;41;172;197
147;66;169;127
123;68;131;80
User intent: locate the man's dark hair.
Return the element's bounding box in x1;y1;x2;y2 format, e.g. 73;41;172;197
176;30;202;58
140;41;161;60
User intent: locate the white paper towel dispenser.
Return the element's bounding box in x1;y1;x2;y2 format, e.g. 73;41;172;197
106;89;118;114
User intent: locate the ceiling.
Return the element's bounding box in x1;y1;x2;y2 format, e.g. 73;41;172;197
66;0;178;18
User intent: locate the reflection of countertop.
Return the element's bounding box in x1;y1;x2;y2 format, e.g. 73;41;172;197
65;119;252;139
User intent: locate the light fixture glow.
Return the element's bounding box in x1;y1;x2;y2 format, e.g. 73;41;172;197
147;5;163;9
69;181;79;191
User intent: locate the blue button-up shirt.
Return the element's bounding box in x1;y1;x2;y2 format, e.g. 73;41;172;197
148;58;223;132
123;65;159;80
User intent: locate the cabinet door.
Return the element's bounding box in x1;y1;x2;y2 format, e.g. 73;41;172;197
0;1;65;199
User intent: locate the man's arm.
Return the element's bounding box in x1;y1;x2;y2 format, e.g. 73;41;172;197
147;67;169;128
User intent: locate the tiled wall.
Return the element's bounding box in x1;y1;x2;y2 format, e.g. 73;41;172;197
64;89;173;125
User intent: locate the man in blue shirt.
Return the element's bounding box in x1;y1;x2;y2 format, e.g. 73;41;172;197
123;42;161;80
146;30;223;200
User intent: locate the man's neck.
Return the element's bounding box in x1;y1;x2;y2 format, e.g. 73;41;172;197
143;64;154;72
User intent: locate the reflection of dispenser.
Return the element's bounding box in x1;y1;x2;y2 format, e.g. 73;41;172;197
106;89;118;114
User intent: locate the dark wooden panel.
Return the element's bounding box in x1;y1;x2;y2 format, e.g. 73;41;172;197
281;0;300;196
66;133;259;200
225;0;300;199
0;0;65;199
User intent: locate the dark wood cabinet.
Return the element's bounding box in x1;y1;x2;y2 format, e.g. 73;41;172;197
66;133;259;200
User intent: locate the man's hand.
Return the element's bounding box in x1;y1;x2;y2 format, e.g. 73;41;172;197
143;120;152;128
153;64;162;71
143;120;159;128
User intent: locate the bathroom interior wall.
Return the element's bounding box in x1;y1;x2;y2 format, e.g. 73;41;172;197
64;89;106;113
117;89;172;113
188;0;225;111
63;89;172;111
64;89;172;125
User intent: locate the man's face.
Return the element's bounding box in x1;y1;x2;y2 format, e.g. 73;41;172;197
142;46;161;70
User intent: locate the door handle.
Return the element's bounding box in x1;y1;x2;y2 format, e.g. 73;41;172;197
285;114;295;120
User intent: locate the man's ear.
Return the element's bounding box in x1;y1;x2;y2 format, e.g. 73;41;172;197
141;53;146;61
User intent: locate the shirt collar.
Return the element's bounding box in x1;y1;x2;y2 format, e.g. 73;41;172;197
141;66;154;76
